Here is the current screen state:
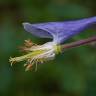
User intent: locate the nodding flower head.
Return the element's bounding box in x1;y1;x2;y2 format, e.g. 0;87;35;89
9;17;96;71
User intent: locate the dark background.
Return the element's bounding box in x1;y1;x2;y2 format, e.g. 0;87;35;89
0;0;96;96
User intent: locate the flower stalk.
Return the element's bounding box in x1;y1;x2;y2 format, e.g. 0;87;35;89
61;36;96;51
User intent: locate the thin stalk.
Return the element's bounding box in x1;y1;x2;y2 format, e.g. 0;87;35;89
61;36;96;51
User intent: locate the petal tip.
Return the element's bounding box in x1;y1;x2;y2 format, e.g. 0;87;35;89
22;22;33;33
22;22;30;27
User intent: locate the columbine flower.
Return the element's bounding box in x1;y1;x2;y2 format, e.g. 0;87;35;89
9;17;96;71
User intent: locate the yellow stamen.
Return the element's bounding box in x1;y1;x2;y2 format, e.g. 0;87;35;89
9;39;62;71
9;50;46;66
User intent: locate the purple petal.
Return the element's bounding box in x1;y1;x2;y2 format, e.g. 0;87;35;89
23;17;96;44
22;23;53;38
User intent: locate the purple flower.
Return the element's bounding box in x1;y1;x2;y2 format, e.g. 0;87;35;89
9;17;96;71
23;17;96;44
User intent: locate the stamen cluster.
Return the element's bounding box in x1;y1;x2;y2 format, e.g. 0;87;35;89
9;39;61;71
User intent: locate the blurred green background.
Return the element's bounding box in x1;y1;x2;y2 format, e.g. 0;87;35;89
0;0;96;96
